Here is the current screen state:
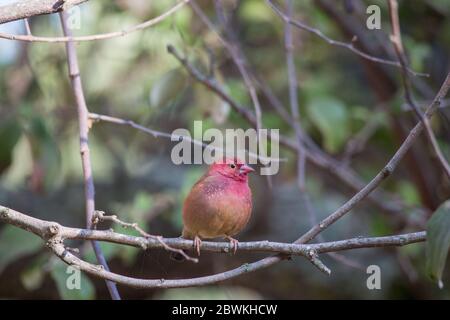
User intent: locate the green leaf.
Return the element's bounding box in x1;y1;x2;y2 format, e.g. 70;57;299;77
51;260;95;300
149;68;186;108
0;225;43;273
426;200;450;288
306;97;350;153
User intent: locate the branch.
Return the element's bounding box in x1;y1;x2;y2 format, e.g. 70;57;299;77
266;0;427;77
0;0;87;24
0;205;426;288
0;0;189;43
88;112;283;164
59;11;120;300
387;0;450;179
167;45;256;125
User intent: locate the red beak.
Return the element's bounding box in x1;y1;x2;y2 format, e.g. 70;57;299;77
239;164;254;175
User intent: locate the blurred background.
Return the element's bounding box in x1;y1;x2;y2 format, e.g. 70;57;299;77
1;0;450;299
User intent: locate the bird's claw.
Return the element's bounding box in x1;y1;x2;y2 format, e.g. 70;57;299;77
194;236;202;256
225;236;239;254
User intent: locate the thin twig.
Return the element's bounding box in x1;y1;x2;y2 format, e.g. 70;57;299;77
59;11;120;300
93;210;198;263
266;0;427;77
88;112;283;164
168;45;256;124
0;1;189;43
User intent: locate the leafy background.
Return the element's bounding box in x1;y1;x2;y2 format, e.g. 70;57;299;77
1;0;450;299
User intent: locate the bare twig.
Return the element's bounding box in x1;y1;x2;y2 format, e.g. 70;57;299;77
59;11;120;300
0;0;190;43
93;210;198;263
387;0;450;179
168;45;256;124
266;0;427;77
93;211;151;238
0;205;426;288
88;112;283;164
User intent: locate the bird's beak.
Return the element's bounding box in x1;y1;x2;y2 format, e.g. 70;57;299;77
240;164;255;175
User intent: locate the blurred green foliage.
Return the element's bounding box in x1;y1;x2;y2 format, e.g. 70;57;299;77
0;0;450;299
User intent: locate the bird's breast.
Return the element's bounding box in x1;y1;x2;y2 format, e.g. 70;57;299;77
182;175;252;239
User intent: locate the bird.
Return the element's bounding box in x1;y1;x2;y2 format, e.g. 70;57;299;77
172;157;254;261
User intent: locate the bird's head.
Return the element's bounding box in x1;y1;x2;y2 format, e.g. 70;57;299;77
208;157;254;182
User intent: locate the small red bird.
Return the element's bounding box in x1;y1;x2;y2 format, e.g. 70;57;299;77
175;158;254;259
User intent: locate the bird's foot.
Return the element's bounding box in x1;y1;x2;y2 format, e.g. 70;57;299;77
225;236;239;254
193;236;202;256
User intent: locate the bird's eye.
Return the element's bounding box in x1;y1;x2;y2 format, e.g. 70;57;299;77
229;163;236;169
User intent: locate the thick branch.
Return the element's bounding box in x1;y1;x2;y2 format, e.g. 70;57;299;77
0;0;87;25
0;205;425;288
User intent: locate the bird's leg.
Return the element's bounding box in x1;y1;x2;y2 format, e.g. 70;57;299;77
193;236;202;256
225;235;239;254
